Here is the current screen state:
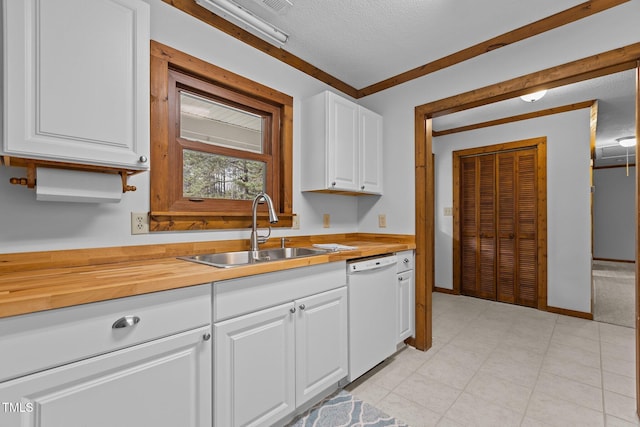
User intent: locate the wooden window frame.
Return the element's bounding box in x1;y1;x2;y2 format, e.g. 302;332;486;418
150;41;293;231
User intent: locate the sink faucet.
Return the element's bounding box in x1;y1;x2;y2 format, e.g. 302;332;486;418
250;192;279;251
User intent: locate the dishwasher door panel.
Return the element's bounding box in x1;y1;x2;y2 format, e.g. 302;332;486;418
347;263;397;381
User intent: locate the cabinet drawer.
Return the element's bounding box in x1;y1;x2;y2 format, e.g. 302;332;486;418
213;262;346;322
0;284;211;382
396;250;414;273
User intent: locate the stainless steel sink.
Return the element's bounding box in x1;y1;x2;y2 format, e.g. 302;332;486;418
179;247;329;268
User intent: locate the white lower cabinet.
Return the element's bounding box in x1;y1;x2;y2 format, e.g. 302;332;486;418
213;263;348;427
396;250;415;343
295;288;349;406
214;302;296;427
0;327;210;427
397;270;415;342
0;285;212;427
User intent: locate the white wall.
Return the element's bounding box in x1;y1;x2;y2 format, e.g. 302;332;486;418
593;167;636;261
0;0;359;254
432;111;593;313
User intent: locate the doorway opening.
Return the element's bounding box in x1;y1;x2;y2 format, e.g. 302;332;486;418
592;164;636;328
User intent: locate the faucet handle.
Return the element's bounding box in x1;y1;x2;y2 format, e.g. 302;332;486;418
280;237;290;248
257;226;272;244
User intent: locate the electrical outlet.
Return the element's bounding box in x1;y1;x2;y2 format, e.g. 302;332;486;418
322;213;330;228
378;214;387;228
131;212;149;235
444;207;453;216
292;214;300;229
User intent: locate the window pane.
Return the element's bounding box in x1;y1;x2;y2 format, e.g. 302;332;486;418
180;92;263;153
183;149;266;200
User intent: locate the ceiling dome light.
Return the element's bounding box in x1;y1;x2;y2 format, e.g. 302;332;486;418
617;136;637;147
520;90;547;103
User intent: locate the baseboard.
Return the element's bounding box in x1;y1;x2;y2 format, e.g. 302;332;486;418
546;305;593;320
593;257;635;264
433;286;457;295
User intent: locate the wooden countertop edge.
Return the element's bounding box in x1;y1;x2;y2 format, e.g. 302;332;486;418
0;240;415;319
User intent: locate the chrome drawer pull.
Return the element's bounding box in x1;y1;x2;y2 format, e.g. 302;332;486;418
112;315;141;329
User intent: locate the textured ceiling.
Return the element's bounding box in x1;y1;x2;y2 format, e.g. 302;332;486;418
234;0;584;88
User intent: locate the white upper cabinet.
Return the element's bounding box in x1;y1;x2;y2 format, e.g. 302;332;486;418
359;107;383;194
2;0;150;170
302;91;383;195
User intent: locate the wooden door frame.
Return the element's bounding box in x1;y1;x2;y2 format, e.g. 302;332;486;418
414;43;639;414
451;138;548;310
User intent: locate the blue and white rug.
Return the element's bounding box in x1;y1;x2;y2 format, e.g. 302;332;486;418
286;390;409;427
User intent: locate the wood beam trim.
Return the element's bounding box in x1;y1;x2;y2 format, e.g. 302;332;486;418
635;62;640;418
161;0;359;98
417;45;640;118
357;0;630;97
432;100;596;137
413;110;431;351
589;101;598;269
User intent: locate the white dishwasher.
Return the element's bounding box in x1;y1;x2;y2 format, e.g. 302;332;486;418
347;254;397;381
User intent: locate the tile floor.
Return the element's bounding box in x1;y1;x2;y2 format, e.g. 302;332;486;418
345;292;638;427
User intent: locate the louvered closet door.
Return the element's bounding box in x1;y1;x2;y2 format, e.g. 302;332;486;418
460;157;478;296
496;153;516;304
460;155;497;299
478;155;497;299
460;148;537;308
515;150;537;307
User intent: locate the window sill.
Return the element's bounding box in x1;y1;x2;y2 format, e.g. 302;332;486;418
150;211;293;231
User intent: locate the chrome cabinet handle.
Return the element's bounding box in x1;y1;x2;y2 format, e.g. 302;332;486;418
299;304;306;310
138;155;148;163
112;315;140;329
399;276;404;281
331;182;336;187
361;185;365;190
403;258;410;264
203;333;211;341
290;307;296;314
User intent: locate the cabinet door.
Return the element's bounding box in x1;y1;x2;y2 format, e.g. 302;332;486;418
397;270;415;342
214;303;295;427
326;93;359;191
359;107;383;194
0;326;211;427
3;0;150;169
295;287;348;407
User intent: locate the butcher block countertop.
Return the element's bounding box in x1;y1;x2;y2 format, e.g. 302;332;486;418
0;234;414;319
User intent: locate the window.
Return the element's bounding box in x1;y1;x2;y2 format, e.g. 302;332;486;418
150;41;293;231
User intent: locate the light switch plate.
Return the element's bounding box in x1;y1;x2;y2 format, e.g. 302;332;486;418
378;214;387;228
322;213;330;228
292;214;300;229
444;207;453;216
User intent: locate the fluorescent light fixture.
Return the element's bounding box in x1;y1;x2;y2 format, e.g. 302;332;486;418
196;0;289;45
617;136;637;147
519;90;547;103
